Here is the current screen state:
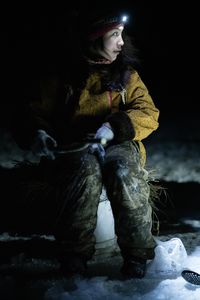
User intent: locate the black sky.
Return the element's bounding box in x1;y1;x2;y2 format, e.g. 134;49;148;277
0;1;198;128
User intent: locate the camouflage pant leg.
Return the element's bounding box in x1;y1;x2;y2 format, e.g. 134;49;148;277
53;151;102;260
103;141;156;260
0;151;102;260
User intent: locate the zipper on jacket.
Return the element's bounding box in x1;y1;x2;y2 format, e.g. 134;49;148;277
119;88;127;104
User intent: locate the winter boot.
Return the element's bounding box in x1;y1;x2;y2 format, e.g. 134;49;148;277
121;256;147;278
59;254;87;277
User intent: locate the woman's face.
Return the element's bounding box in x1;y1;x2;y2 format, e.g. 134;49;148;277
98;25;124;63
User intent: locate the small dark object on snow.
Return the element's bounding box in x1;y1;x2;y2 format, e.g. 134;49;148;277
121;257;146;278
59;255;87;277
181;270;200;285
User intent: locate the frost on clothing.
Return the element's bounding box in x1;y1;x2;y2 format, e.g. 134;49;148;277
103;142;156;260
0;141;156;261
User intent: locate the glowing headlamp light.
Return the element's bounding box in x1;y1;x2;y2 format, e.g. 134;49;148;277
100;14;128;26
121;15;128;23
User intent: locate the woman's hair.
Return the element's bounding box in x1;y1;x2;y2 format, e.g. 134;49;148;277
61;6;140;93
80;31;140;91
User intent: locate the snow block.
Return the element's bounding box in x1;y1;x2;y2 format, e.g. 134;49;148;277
147;237;188;277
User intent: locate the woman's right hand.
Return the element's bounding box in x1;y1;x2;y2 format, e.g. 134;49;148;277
31;129;57;160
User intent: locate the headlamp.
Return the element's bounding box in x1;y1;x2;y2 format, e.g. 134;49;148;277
121;15;128;23
88;13;129;40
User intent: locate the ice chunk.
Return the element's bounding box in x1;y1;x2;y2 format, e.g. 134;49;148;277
147;238;188;277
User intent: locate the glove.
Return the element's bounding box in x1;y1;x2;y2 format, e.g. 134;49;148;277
94;123;114;145
89;143;105;165
31;129;57;160
89;123;114;164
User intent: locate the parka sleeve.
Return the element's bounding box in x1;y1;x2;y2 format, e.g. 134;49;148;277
10;77;57;150
106;70;159;142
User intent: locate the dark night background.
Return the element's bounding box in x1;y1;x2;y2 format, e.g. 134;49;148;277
0;2;200;299
0;0;199;216
0;2;199;181
0;0;199;218
0;1;199;123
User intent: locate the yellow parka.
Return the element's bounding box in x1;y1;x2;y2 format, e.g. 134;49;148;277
30;69;159;166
